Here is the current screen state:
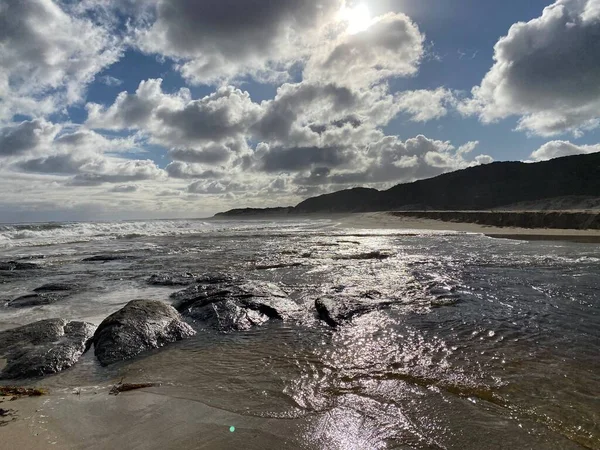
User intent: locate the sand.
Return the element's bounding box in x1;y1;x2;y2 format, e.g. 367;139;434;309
339;212;600;243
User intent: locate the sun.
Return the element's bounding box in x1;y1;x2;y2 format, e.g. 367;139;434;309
341;3;372;34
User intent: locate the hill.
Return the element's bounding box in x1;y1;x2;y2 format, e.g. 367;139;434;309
215;152;600;217
294;153;600;213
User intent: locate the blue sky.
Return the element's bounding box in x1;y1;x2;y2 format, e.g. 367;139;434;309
1;0;600;221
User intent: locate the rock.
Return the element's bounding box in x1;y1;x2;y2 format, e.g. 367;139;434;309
33;283;77;292
82;255;136;262
147;273;197;286
0;261;39;271
195;272;238;285
333;250;393;261
0;319;95;379
174;280;301;331
185;299;270;331
315;296;397;327
6;293;67;308
92;300;196;366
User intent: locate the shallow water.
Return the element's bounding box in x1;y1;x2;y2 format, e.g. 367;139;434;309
1;219;599;449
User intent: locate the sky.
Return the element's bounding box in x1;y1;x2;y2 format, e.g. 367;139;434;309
1;0;600;222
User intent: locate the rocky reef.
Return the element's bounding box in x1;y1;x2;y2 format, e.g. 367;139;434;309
92;300;196;366
0;319;95;379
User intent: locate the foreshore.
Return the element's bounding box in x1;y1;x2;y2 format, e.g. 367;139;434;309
339;212;600;243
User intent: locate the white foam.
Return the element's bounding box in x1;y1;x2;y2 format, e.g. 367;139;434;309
0;220;217;249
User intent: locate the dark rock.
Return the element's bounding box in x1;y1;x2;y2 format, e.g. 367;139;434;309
315;296;397;327
82;255;136;262
92;300;196;366
0;261;39;271
6;293;67;308
147;273;197;286
185;299;270;331
333;251;392;261
33;283;77;292
174;280;301;331
195;272;238;285
252;262;303;270
0;319;95;379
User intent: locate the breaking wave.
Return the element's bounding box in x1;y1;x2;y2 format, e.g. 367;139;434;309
0;220;216;248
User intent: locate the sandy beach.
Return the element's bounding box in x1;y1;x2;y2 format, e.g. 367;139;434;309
339;212;600;243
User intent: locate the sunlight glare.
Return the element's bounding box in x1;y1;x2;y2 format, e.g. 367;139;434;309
342;3;372;34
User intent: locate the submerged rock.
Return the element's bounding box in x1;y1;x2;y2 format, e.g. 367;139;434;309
0;261;39;271
83;254;136;262
0;319;95;379
174;280;301;331
147;273;197;286
33;283;77;292
6;293;67;308
333;250;393;261
92;300;196;366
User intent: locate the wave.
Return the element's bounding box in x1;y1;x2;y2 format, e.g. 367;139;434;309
0;220;216;249
0;219;333;249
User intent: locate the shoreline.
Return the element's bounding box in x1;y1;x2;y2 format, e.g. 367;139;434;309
338;212;600;243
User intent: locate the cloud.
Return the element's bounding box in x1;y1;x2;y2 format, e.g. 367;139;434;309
136;0;343;84
69;159;164;185
0;0;122;122
395;88;456;122
460;0;600;136
530;140;600;161
257;144;354;173
0;119;59;157
187;179;244;195
99;75;124;87
87;80;259;166
305;12;425;87
109;185;138;193
165;162;222;180
3;120;164;185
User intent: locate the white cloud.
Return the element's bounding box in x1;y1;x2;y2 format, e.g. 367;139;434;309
530;140;600;161
460;0;600;137
304;12;425;88
395;88;456;122
135;0;343;85
0;0;122;122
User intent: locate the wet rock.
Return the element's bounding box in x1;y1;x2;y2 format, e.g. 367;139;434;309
6;293;67;308
0;319;95;379
252;262;303;270
82;255;136;262
174;280;301;331
92;300;196;366
333;250;393;261
185;299;270;331
315;296;397;327
147;273;197;286
0;261;39;271
33;283;77;292
195;272;238;285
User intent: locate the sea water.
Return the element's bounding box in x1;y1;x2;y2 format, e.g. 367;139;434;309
0;219;598;449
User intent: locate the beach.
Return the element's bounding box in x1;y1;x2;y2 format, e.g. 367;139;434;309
1;218;599;449
340;211;600;243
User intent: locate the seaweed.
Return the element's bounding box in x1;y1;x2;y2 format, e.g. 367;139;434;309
109;381;159;395
0;408;16;427
0;386;47;398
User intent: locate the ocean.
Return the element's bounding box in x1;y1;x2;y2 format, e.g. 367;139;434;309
0;218;599;449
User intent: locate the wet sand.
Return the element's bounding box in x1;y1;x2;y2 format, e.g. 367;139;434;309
1;387;298;450
340;211;600;243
